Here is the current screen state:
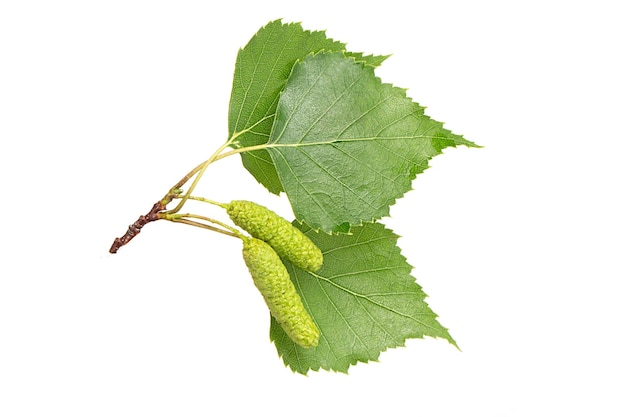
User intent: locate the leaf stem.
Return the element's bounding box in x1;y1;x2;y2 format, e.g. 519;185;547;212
211;143;273;162
164;139;233;214
161;115;276;214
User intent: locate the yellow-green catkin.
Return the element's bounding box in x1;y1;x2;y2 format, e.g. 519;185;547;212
242;237;320;348
227;200;323;272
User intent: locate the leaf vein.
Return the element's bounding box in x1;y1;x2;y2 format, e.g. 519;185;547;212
318;275;443;332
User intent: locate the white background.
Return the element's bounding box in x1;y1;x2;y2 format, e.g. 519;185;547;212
1;1;624;416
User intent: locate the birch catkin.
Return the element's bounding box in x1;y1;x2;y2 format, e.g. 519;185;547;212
227;200;323;272
242;237;320;348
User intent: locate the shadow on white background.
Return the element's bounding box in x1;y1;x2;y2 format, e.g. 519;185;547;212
1;1;624;416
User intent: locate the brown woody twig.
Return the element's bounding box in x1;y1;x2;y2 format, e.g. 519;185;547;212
109;201;166;254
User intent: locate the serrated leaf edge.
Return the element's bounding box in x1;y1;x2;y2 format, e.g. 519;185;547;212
267;51;478;234
270;222;458;375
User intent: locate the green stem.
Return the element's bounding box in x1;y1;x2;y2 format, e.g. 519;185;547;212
170;217;238;238
163;212;243;239
163;142;271;206
174;195;227;209
161;115;276;213
212;143;273;163
164;140;233;214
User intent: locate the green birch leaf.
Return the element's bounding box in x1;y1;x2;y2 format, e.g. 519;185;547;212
270;221;456;374
228;20;387;194
266;51;479;232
